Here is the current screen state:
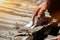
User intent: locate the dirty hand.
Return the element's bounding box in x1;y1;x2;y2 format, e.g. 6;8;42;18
37;2;47;19
32;2;47;25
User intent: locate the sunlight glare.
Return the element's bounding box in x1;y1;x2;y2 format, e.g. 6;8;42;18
0;0;6;5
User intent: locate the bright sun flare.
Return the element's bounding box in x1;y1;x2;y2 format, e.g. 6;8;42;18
0;0;6;4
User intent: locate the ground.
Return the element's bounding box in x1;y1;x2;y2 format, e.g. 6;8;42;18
0;0;36;40
0;0;60;40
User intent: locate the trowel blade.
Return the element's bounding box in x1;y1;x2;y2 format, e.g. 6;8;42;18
25;21;33;28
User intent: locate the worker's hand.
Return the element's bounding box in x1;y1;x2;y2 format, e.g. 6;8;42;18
32;6;40;25
37;2;47;19
51;35;60;40
32;2;47;25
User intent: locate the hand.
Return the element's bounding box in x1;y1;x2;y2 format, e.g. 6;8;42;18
51;35;60;40
32;6;40;25
37;2;47;19
32;2;47;25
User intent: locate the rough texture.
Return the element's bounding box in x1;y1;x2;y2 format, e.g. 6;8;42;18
0;0;59;40
0;0;36;40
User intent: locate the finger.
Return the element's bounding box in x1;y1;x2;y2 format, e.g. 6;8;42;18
57;36;60;40
32;6;41;21
37;10;44;19
38;7;46;17
51;38;57;40
51;37;58;40
32;6;40;17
